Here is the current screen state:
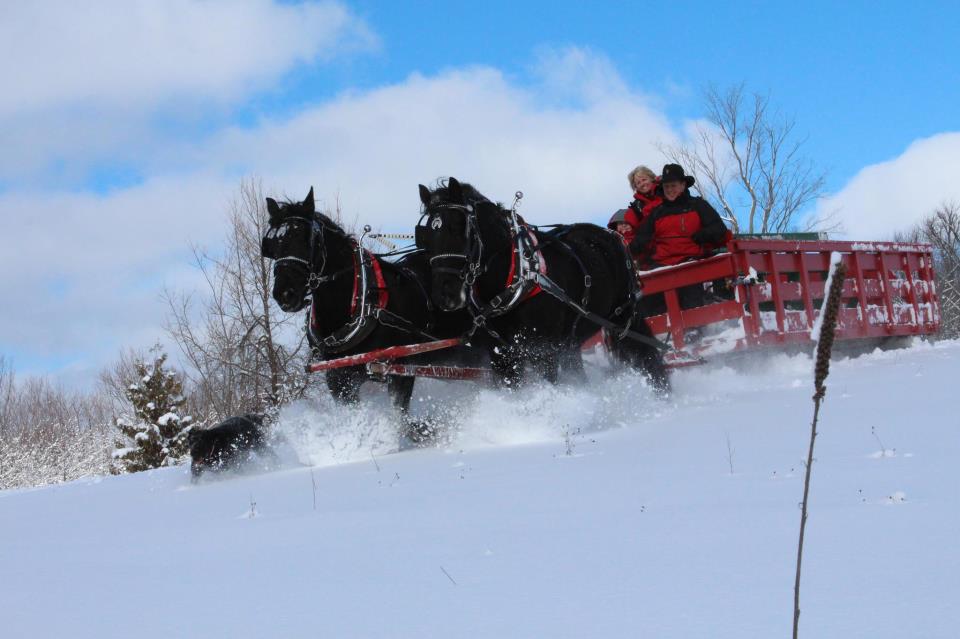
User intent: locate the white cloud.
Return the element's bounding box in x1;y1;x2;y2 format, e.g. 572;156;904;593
1;47;684;383
0;0;375;182
0;0;374;116
817;132;960;239
529;46;630;105
0;174;233;363
198;61;679;228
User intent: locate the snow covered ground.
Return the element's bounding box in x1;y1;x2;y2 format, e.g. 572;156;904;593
2;339;958;638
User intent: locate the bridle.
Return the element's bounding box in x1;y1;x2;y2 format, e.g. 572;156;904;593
421;203;484;293
267;215;330;291
419;196;547;342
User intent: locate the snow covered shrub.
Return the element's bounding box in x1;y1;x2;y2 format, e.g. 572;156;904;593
0;360;115;490
0;422;113;490
112;348;193;474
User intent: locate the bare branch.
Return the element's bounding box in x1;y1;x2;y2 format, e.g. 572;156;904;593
666;84;828;234
163;177;309;421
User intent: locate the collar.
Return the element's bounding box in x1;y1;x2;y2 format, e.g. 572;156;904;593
472;221;545;318
309;244;390;354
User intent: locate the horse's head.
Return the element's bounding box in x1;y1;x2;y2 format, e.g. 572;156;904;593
262;187;323;312
415;177;489;312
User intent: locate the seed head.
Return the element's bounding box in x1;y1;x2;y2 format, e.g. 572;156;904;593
814;262;847;396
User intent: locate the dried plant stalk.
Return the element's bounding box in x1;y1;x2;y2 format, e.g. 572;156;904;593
793;261;847;639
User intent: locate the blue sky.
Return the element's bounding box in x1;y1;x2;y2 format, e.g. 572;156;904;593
70;0;959;194
1;0;958;384
226;0;958;189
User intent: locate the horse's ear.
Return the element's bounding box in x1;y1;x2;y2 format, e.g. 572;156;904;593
304;187;315;212
448;177;462;201
418;184;431;206
266;197;280;218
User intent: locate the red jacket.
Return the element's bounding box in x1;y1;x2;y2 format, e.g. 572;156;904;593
607;208;637;245
607;188;663;258
629;191;728;266
628;189;663;226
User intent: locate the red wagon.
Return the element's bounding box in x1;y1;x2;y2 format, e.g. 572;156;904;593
630;238;940;365
307;237;941;378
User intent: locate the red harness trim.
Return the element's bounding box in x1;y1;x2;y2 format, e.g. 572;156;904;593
349;250;360;315
504;226;545;300
349;249;389;315
371;252;389;308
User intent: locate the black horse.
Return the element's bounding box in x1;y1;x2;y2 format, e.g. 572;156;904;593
415;178;669;393
261;188;475;414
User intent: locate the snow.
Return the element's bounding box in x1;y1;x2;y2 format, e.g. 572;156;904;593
1;339;959;638
849;242;924;253
157;412;180;426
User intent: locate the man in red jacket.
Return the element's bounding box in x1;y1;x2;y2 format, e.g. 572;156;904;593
630;163;728;267
631;164;730;319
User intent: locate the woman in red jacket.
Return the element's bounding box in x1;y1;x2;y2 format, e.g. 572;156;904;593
626;165;662;228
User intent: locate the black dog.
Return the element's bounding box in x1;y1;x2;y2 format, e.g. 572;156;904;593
188;414;274;480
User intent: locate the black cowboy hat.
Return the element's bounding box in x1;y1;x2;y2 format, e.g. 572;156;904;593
661;163;695;188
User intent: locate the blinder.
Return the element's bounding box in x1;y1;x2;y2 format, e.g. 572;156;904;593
261;227;280;259
414;223;434;251
265;215;328;288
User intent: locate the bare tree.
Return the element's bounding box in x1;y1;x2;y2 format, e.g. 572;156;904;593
895;200;960;337
0;355;15;431
98;346;149;411
661;84;827;234
164;178;309;422
0;368;114;490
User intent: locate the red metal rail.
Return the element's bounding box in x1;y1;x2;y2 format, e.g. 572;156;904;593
366;362;494;382
637;239;940;355
306;338;464;373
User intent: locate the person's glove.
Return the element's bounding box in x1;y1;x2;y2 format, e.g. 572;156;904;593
691;230;710;246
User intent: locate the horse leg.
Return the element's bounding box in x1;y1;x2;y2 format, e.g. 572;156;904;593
531;341;561;385
611;319;671;395
387;375;415;414
326;367;363;404
491;345;523;389
637;343;670;395
559;342;588;384
387;374;429;444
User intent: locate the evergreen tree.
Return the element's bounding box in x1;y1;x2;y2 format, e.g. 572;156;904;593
111;347;193;474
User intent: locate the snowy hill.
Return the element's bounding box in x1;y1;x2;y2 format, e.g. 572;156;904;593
2;340;958;638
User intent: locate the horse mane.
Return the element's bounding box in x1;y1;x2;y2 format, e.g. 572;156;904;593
274;195;354;241
428;178;494;208
313;211;354;241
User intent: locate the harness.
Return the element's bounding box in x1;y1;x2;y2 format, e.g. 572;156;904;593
474;217;547;315
269;215;435;355
421;201;670;352
308;244;392;353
